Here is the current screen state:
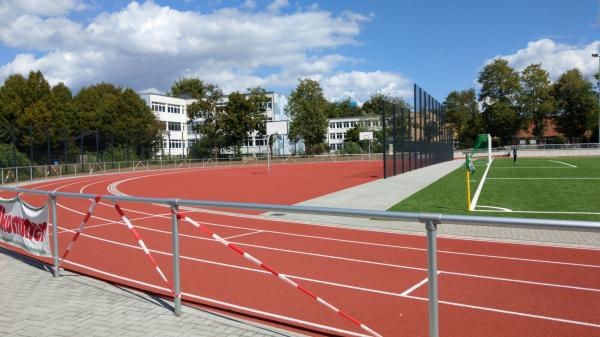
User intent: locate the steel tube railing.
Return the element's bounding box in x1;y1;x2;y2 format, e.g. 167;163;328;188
2;184;600;335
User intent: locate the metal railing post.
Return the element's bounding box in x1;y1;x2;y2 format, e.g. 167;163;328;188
171;203;182;316
50;193;60;277
426;219;439;337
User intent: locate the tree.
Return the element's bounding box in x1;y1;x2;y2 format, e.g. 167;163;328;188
478;59;522;145
177;78;225;158
220;89;268;155
325;98;361;118
169;78;206;99
74;83;160;158
444;89;482;147
286;79;328;154
553;69;599;142
519;64;555;143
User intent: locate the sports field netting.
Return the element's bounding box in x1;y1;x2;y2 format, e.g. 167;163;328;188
389;156;600;222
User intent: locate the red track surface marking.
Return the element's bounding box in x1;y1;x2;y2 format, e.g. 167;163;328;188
178;212;383;337
58;195;102;267
114;203;177;298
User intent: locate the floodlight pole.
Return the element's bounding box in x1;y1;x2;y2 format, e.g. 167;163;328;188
593;53;600;146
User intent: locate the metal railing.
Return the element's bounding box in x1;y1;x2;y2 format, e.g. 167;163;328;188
1;185;599;337
0;153;382;186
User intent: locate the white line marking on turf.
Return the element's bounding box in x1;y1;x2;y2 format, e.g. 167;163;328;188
487;177;600;180
492;167;572;169
403;295;600;329
473;209;600;216
476;205;512;212
469;158;493;211
549;160;577;168
61;260;370;337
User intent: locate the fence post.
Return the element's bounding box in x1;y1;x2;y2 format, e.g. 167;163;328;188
50;193;60;277
170;202;182;316
425;219;440;337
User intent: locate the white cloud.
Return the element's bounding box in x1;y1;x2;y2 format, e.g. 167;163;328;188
241;0;256;9
321;71;413;102
0;0;86;17
266;0;288;13
0;0;410;101
487;39;600;80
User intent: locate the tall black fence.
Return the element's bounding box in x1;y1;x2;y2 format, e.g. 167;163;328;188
382;84;453;178
0;124;160;169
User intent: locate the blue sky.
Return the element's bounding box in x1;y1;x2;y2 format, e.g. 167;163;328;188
0;0;598;103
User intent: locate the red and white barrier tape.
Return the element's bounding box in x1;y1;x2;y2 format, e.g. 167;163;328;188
58;195;103;267
115;203;179;298
177;212;382;337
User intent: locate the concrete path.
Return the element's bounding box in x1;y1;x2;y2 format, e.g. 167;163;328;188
0;246;305;337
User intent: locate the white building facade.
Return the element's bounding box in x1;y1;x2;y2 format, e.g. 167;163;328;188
327;115;381;152
140;92;293;157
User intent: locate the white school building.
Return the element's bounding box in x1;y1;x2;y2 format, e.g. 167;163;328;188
140;92;293;157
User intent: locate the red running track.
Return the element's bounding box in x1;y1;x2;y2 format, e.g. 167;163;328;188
1;161;600;337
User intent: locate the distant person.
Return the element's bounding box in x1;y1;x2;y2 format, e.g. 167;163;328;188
513;145;518;164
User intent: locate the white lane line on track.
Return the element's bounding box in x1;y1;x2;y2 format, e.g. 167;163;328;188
87;198;600;270
224;230;264;240
55;201;600;296
400;276;432;297
61;259;369;337
58;227;600;330
57;226;406;298
549;160;577;168
404;294;600;329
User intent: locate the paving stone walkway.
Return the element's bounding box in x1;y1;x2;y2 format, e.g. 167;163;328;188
0;246;305;337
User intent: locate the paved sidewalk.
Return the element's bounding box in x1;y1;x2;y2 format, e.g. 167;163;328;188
266;160;600;248
0;246;305;337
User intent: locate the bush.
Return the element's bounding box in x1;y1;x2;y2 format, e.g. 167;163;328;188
341;142;364;154
0;143;31;167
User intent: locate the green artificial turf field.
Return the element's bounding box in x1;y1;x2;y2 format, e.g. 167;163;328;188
388;156;600;222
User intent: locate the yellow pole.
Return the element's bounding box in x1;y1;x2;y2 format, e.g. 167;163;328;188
466;170;471;211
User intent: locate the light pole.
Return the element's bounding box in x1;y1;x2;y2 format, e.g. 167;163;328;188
593;53;600;145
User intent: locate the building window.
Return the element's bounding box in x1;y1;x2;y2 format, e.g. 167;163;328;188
152;102;166;112
329;144;336;150
350;121;356;127
255;137;266;146
336;133;343;139
163;140;168;149
329;123;335;129
169;139;182;149
343;122;350;128
168;122;182;131
243;138;254;147
167;104;181;114
330;133;335;139
336;122;342;128
336;144;343;150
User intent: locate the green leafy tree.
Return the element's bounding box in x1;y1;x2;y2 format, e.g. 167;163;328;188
478;59;522;145
519;64;555;143
74;83;160;158
286;79;328;154
175;78;225;158
444;89;482;148
553;69;599;142
220;90;268;155
325;98;361;118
